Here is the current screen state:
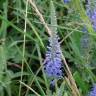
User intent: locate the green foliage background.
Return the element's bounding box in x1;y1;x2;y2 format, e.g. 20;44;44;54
0;0;96;96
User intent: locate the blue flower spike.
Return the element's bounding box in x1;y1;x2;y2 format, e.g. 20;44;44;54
44;0;64;79
89;84;96;96
44;35;63;79
86;0;96;31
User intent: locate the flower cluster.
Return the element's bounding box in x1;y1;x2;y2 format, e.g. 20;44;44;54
86;0;96;31
80;0;96;55
44;34;63;79
88;84;96;96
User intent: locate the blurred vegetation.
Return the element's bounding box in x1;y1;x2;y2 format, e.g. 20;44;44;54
0;0;96;96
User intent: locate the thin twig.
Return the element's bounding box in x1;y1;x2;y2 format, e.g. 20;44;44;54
20;81;41;96
28;0;51;36
65;77;77;96
19;0;28;96
62;54;81;96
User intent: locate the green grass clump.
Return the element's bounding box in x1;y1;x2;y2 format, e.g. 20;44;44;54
0;0;96;96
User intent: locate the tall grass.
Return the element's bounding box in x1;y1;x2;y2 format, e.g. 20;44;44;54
0;0;96;96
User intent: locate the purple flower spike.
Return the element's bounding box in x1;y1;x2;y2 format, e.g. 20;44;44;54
86;1;96;31
87;9;96;31
44;34;63;79
44;0;64;79
91;9;96;31
89;84;96;96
